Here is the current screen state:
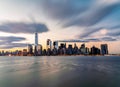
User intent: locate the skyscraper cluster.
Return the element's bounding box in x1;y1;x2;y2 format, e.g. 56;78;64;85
25;40;109;56
0;32;109;56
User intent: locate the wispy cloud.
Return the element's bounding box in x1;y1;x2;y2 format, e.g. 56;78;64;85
40;0;120;27
101;37;117;41
63;2;120;27
85;37;117;42
1;43;27;49
0;22;49;34
0;36;27;49
40;0;120;41
77;24;120;39
41;0;93;20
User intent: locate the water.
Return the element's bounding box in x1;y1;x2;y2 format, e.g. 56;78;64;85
0;56;120;87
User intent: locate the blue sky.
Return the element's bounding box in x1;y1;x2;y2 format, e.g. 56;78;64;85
0;0;120;54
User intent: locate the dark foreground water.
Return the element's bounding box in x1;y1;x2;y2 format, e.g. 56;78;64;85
0;56;120;87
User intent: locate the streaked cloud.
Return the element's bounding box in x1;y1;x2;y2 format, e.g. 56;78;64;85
55;37;117;44
85;37;117;42
40;0;93;20
1;43;27;49
101;37;117;41
40;0;120;42
0;22;49;34
63;2;120;27
77;24;120;39
0;36;27;49
40;0;120;27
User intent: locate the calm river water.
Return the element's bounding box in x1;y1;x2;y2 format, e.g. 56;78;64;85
0;56;120;87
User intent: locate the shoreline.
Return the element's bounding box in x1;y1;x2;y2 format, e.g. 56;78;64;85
0;54;120;57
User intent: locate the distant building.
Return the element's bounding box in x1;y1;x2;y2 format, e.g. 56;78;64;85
35;32;38;45
73;43;79;55
80;44;86;54
23;49;27;56
91;46;100;55
67;44;73;55
52;47;58;55
85;47;89;55
53;41;59;49
2;50;5;56
34;45;38;56
101;44;108;55
60;43;65;48
37;44;42;56
28;44;33;54
47;39;52;50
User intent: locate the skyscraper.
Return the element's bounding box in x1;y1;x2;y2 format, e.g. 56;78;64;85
80;44;86;54
101;44;108;55
91;46;100;55
28;44;33;54
47;39;52;50
37;44;42;55
35;32;38;45
53;41;58;49
34;45;38;56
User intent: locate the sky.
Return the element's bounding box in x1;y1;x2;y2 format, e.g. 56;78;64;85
0;0;120;54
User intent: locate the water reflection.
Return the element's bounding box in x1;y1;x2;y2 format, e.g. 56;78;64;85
0;56;120;87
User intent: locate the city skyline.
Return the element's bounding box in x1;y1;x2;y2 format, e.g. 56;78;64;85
0;41;110;56
0;0;120;54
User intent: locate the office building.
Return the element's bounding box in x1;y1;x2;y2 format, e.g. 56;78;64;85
47;39;52;50
101;44;108;55
91;46;100;55
28;44;33;54
53;41;58;49
34;45;38;56
35;32;38;45
80;44;86;54
23;49;27;56
37;44;42;55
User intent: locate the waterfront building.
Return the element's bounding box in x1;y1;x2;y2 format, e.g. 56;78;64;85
37;44;42;56
47;39;52;50
53;41;58;49
91;46;100;55
67;44;73;55
35;32;38;45
80;44;86;54
101;44;108;55
73;43;79;55
34;45;38;56
85;47;89;55
28;44;33;54
52;47;58;55
23;49;27;56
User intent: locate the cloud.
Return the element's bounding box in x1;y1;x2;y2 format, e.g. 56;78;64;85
85;37;117;42
40;0;120;41
101;37;117;41
0;36;26;43
1;43;27;49
78;27;103;38
56;39;89;43
63;2;120;27
41;0;92;20
55;37;117;43
40;0;120;28
85;38;101;42
77;23;120;39
108;31;120;37
0;36;27;49
0;22;49;34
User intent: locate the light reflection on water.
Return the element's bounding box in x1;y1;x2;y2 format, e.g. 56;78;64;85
0;56;120;87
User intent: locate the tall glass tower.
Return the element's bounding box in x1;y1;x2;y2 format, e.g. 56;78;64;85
35;32;38;45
